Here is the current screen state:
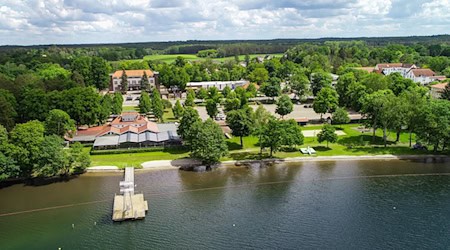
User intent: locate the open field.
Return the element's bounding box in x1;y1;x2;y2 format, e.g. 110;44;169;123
89;124;446;168
122;53;286;64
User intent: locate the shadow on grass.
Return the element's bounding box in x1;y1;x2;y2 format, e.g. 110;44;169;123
162;147;190;155
314;146;332;152
338;135;395;146
227;141;243;151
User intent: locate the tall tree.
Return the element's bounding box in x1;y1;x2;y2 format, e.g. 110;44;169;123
261;77;281;99
248;67;269;85
184;89;195;107
317;124;338;148
33;135;67;177
275;94;293;118
313;87;338;119
279;119;304;149
120;69;128;93
259;118;283;157
172;100;184;119
226;107;254;147
138;91;152;114
90;57;110;90
140;71;150;91
335;72;356;106
177;107;201;148
191;119;228;166
289;73;309;100
0;89;17;130
416;99;450;152
44;109;76;137
111;92;123;115
441;84;450;101
332;107;350;127
151;89;164;122
310;71;332;96
206;99;219;119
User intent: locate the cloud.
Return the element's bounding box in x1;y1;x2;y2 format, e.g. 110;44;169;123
0;0;447;45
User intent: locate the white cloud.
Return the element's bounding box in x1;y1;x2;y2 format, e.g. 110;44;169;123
0;0;447;45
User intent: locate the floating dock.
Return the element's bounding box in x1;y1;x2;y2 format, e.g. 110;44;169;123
112;167;148;222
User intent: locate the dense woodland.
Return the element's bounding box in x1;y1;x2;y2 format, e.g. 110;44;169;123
0;36;449;180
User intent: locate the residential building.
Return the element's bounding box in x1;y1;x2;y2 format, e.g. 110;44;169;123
405;68;440;85
430;83;448;99
110;70;159;92
374;63;417;77
72;112;180;149
186;80;249;91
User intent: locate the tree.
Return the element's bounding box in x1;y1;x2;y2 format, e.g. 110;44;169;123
317;124;338;148
276;94;293;118
224;92;241;112
151;89;164;122
90;57;110;90
311;71;332;96
208;86;222;102
18;88;49;122
360;89;395;143
248;67;269;85
0;89;17;130
177;107;201;147
184;89;195;107
196;88;208;99
111;92;123;115
313;87;338;119
10;120;45;175
64;142;91;175
120;69;128;93
33;135;67;177
261;77;281;99
362;73;388;93
172;100;184;119
141;71;150;91
222;85;232;98
346;81;367;111
98;94;112;123
191;119;228;166
61;87;101;125
253;105;273;156
332;107;350;127
45;109;76;137
335;72;356;106
289;73;309;100
174;56;187;67
246;83;258;98
71;56;91;85
206;99;219;119
235;86;248;107
138;91;152;114
441;84;450;101
0;152;19;181
400;89;427;147
387;72;417;96
280;119;304;149
226;107;254;147
259;118;283;157
416;99;450;152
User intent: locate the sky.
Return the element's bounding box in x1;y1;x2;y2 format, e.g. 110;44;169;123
0;0;449;45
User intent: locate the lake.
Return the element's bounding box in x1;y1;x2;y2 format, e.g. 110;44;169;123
1;159;450;249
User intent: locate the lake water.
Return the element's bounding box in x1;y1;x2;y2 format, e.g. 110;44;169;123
1;159;450;249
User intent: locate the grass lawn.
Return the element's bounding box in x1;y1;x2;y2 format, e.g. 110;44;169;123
88;123;446;168
122;106;139;112
131;53;285;64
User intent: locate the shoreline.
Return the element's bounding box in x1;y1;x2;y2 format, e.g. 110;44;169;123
86;154;450;173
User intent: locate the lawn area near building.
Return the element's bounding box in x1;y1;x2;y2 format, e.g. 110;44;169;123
114;53;285;64
88;123;438;169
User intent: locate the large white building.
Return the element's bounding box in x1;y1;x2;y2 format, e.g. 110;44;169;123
110;70;159;92
186;80;249;91
373;63;445;85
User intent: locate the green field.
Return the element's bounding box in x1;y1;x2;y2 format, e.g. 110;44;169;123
139;53;284;63
89;123;446;168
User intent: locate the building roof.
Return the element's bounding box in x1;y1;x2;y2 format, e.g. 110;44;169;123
111;112;150;126
354;67;375;73
430;83;448;90
112;70;154;78
243;82;260;90
410;69;436;77
376;63;403;69
186;80;248;87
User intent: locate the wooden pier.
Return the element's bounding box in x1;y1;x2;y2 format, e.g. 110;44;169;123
112;167;148;222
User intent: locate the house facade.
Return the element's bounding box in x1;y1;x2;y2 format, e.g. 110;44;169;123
430;83;448;99
110;70;159;92
186;80;248;91
72;112;180;149
375;63;417;77
370;63;446;85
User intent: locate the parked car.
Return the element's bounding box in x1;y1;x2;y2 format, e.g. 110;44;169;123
126;96;133;101
135;96;140;101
